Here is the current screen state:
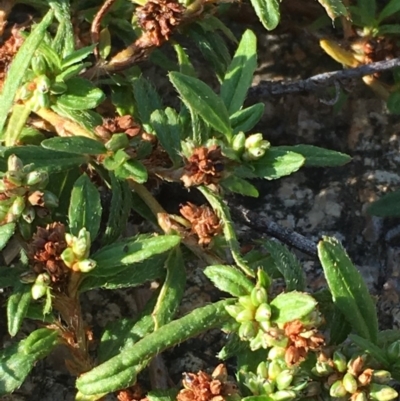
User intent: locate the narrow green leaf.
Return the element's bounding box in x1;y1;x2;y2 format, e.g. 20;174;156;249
4;103;33;147
101;173;132;245
318;0;349;20
277;145;351;167
115;160;148;183
0;223;15;252
80;253;167;291
7;282;32;336
199;186;254;277
111;86;135;117
221;175;259;197
4;146;88;173
250;0;280;30
263;240;305;291
197;15;238;43
0;10;54;135
57;77;105;110
69;174;102;239
0;328;58;396
376;24;400;35
169;72;232;139
90;234;181;277
173;43;197;77
76;300;233;395
61;45;96;69
132;77;163;127
204;265;254;296
318;236;378;343
221;30;257;114
349;334;389;367
355;0;376;25
378;0;400;22
42;136;107;155
367;190;400;217
230;103;265;134
51;105;103;132
250;148;305;179
150;108;182;165
0;265;23;288
153;248;186;328
270;291;317;324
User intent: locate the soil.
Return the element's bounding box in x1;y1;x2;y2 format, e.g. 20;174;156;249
2;4;400;401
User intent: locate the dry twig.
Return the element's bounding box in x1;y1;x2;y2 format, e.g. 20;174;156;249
248;56;400;100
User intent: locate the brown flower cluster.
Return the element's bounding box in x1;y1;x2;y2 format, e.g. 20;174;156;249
181;146;224;187
136;0;185;46
95;115;142;141
180;202;222;245
116;384;148;401
0;27;24;91
29;222;69;285
283;320;325;366
177;365;239;401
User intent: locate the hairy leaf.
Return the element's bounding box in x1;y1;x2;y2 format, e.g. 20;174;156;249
42;136;107;155
7;282;32;336
250;0;280;30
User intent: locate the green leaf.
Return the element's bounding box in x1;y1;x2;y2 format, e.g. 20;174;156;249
0;223;15;252
111;86;135;117
221;30;257;115
173;43;196;77
51;105;103;132
250;148;305;179
150;108;182;165
153;248;186;328
270;291;317;324
263;240;305;291
102;149;130;171
80;253;167;292
42;136;107;155
376;24;400;35
188;27;231;82
4;146;88;173
76;300;233;395
378;0;400;22
169;72;232;140
61;44;96;69
132;77;163;127
101;173;132;245
0;265;23;288
318;236;378;343
355;0;376;25
199;186;254;277
115;160;148;183
318;0;349;20
221;175;259;197
7;282;32;336
277;145;351;167
250;0;280;30
387;92;400;114
349;334;389;367
367;190;400;217
0;328;58;396
49;0;74;57
57;77;105;110
0;10;54;135
197;15;237;43
90;234;181;277
69;174;102;240
230;103;265;134
204;265;254;296
4;102;33;147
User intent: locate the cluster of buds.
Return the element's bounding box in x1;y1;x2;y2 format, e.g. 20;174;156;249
18;54;68;109
60;228;96;273
243;347;314;401
231;133;270;161
0;155;58;228
313;350;398;401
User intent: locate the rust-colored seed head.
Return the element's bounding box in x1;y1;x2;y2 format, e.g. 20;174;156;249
177;365;239;401
180;202;222;245
29;222;68;284
181;146;224;187
136;0;185;46
283;320;325;366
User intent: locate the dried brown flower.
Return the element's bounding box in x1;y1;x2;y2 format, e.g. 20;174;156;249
180;202;222;245
136;0;185;46
29;222;68;284
177;364;239;401
284;320;325;366
116;384;147;401
181;146;224;187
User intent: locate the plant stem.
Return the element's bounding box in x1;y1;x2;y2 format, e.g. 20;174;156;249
34;107;98;139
